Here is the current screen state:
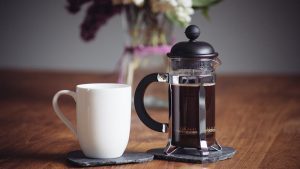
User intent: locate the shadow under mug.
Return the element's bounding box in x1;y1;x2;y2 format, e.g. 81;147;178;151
52;83;131;158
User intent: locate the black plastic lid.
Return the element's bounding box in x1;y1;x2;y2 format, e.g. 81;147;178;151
167;25;218;58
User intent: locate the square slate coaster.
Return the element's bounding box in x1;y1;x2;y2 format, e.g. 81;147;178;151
147;146;236;164
67;150;154;167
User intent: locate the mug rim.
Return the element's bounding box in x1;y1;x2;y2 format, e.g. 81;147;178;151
77;83;131;90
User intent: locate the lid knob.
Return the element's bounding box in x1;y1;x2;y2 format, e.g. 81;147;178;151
185;25;200;41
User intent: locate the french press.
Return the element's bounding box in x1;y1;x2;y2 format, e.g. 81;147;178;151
134;25;222;156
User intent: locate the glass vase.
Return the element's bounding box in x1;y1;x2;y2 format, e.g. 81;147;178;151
117;4;174;108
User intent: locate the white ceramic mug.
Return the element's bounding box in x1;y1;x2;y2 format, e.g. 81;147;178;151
52;83;131;158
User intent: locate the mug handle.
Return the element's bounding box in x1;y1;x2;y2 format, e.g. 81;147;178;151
52;90;77;138
134;73;169;133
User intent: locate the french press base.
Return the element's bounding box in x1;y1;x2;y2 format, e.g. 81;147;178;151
164;138;222;156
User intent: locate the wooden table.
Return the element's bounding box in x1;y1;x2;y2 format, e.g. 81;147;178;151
0;70;299;169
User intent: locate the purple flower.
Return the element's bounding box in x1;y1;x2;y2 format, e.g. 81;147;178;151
66;0;122;41
66;0;92;14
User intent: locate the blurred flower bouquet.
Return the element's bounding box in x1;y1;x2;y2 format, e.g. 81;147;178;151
67;0;220;106
66;0;221;43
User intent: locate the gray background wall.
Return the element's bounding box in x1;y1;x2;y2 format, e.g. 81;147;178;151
1;0;300;74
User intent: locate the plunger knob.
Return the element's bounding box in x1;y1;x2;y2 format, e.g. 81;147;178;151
185;25;200;41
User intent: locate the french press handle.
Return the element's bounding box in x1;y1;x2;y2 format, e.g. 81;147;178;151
134;73;169;133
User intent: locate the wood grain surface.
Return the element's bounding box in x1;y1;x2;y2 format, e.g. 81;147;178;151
0;69;299;169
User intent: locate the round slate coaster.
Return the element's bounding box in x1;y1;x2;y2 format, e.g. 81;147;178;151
67;150;154;167
147;147;236;164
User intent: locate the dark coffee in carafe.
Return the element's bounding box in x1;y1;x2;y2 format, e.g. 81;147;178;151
169;85;215;148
